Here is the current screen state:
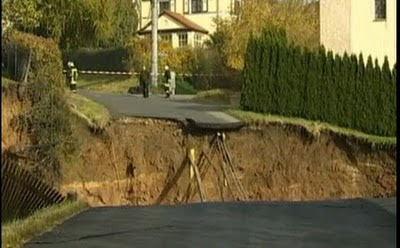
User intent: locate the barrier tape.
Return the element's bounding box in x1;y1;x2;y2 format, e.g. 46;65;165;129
62;70;225;77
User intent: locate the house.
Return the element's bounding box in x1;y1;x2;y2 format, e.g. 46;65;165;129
137;0;241;48
320;0;396;67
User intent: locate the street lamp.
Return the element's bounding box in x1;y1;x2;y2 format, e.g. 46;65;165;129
151;0;158;86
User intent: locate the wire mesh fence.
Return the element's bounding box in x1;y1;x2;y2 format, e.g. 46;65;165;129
2;43;32;82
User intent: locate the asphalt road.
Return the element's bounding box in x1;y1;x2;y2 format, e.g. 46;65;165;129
25;198;396;248
79;90;242;127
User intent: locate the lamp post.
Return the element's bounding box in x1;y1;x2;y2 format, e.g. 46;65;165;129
151;0;158;86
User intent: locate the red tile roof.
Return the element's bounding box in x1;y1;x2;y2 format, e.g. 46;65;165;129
138;10;208;34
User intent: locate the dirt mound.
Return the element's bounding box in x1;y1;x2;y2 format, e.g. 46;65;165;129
60;117;396;206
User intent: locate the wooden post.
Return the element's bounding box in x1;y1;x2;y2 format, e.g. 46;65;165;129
189;149;195;179
202;149;235;199
189;148;207;202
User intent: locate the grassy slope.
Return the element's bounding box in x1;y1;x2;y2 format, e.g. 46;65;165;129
77;74;199;95
193;88;237;104
192;89;395;145
66;91;111;129
2;201;88;248
78;74;138;93
227;109;396;145
1;76;16;87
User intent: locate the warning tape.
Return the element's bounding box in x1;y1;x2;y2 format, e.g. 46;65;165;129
62;70;226;77
63;70;136;75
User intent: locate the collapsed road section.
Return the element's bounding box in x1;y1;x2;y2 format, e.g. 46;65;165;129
60;117;396;207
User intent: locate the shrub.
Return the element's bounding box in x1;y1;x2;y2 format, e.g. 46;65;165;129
187;48;241;90
2;31;74;184
125;37;240;90
241;28;396;137
62;47;130;71
2;30;64;88
126;37;195;72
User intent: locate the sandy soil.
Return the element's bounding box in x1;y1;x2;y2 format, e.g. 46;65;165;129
60;118;396;206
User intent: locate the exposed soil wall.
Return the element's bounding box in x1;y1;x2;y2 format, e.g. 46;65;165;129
2;90;396;207
2;84;31;154
60;117;396;207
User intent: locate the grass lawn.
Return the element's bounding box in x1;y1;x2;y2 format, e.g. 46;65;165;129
2;200;88;248
66;91;111;129
77;74;200;95
2;76;16;87
77;74;138;94
193;88;238;105
226;109;396;146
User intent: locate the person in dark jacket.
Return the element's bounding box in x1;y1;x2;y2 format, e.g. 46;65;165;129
139;66;150;98
163;65;171;98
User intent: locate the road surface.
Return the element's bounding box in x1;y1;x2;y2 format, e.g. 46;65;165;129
79;90;243;128
25;197;396;248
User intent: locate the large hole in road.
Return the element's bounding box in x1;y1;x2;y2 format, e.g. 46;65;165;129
59;117;396;207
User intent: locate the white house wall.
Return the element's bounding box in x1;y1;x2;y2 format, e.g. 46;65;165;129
139;0;236;31
320;0;397;67
172;33;179;47
350;0;396;67
140;1;152;28
320;0;351;56
143;15;185;32
185;13;218;33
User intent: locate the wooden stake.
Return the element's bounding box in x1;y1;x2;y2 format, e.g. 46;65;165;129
189;149;195;179
189;148;207;202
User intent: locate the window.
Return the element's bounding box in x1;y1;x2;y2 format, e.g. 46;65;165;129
178;33;188;47
159;0;171;13
375;0;386;20
160;34;172;45
191;0;203;13
194;33;202;47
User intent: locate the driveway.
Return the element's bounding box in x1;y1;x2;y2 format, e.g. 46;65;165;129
79;90;243;129
25;197;396;248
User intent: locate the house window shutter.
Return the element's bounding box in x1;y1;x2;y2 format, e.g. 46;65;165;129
184;0;189;13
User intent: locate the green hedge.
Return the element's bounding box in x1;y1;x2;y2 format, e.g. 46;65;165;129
62;47;130;71
241;28;396;136
2;30;64;87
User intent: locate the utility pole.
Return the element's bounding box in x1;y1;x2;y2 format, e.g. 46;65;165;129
151;0;158;86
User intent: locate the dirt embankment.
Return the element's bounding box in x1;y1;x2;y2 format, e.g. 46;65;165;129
60;117;396;207
2;89;396;207
2;85;31;154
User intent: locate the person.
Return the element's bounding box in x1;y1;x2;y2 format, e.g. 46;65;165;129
67;61;78;93
139;66;150;98
170;70;176;96
163;65;172;98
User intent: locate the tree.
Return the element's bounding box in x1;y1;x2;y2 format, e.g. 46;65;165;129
3;0;138;49
213;0;319;70
324;50;335;122
108;0;139;47
2;0;42;33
